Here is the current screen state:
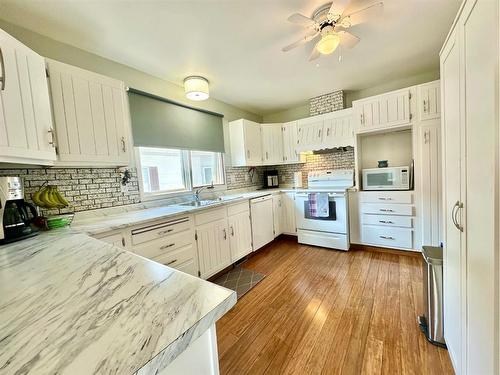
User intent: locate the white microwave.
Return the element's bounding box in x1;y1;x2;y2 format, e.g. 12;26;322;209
362;166;410;191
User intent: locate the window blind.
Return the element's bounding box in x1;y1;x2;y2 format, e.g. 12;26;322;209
128;88;225;153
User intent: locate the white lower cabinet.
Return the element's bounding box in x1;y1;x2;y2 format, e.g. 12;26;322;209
272;194;283;237
227;202;252;263
196;218;231;279
281;192;296;235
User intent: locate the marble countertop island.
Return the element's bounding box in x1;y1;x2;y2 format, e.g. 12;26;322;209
0;230;236;375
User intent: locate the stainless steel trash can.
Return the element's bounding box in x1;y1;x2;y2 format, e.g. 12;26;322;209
418;246;447;348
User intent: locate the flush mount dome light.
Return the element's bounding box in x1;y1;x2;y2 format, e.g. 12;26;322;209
316;25;340;55
184;76;209;101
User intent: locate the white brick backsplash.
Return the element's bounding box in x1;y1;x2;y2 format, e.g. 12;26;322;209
309;90;345;116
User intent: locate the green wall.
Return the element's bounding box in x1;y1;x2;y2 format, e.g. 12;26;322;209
262;70;440;123
0;20;262;123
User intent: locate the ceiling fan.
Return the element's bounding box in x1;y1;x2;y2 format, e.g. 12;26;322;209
282;1;383;61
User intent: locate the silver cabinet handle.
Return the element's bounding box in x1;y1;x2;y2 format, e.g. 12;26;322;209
158;229;174;235
160;243;175;250
379;235;395;240
318;129;321;138
0;47;5;91
48;128;56;148
121;237;126;247
326;128;330;136
230;226;234;236
452;201;464;232
223;228;227;240
378;197;393;201
166;259;177;266
379;220;394;224
121;136;126;152
266;151;269;160
247;149;250;159
423;99;427;113
379;208;394;212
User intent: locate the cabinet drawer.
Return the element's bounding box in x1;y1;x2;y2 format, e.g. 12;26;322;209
133;230;194;259
360;191;413;204
194;207;227;226
227;201;249;216
362;225;413;249
174;258;198;276
131;216;192;246
361;203;413;216
362;214;413;228
152;244;196;269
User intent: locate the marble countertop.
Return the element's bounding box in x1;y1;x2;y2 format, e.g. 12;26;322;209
0;230;236;375
73;188;286;236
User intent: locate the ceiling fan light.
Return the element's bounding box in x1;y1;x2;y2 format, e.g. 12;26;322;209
316;33;340;55
184;76;209;101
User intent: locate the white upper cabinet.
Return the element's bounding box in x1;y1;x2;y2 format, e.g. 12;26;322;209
353;87;413;133
322;108;355;148
261;123;283;165
417;80;440;121
0;29;56;165
229;119;262;166
282;121;300;163
297;114;324;151
46;59;131;167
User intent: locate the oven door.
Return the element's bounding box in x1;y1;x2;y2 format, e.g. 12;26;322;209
295;192;347;234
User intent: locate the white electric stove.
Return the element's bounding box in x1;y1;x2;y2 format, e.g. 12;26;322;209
295;169;354;251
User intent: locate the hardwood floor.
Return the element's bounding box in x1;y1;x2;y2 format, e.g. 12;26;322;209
216;237;453;375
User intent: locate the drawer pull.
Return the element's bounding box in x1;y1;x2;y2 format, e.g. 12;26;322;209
230;226;234;236
158;229;174;235
223;228;227;240
166;259;177;266
379;220;394;224
379;209;394;212
160;243;175;250
378;197;393;201
379;235;395;240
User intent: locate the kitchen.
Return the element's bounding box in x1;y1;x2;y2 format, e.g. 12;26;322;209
0;1;498;375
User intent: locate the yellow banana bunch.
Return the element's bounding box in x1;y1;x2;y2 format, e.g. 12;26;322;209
32;185;70;209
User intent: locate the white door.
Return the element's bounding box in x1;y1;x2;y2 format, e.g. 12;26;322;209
261;123;283;165
46;59;131;166
227;211;252;263
250;196;274;250
196;218;231;279
297;115;324;151
462;1;497;373
272;194;283;237
281;192;296;235
323;111;354;148
243;120;262;165
441;26;463;374
0;29;56;164
418;81;441;121
282;121;299;163
418;123;441;246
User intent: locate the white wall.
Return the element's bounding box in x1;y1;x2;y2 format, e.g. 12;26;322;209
359;129;413;170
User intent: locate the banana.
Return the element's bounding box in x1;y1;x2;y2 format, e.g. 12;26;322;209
32;188;47;208
48;186;66;209
52;186;69;207
40;186;60;209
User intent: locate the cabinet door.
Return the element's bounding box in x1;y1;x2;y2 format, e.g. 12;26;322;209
243;120;262;165
261;124;283;165
196;218;231;279
46;59;131;166
96;231;126;248
0;29;56;164
272;194;283;237
323;113;354;148
441;26;463;374
297;116;324;151
417;81;440;121
418;124;441;247
281;192;296;235
282;121;299;163
228;211;252;263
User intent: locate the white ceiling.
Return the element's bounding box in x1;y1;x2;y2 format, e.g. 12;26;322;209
0;0;460;115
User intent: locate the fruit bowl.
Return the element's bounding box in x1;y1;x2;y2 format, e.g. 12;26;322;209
46;213;75;229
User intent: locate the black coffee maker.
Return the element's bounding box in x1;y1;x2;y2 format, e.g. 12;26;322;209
0;177;38;244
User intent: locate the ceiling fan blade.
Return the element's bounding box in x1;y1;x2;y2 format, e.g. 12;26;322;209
340;1;383;27
309;45;321;61
338;30;360;49
282;31;320;52
287;13;316;26
328;0;351;21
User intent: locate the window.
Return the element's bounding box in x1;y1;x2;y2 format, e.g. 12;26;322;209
137;147;225;198
190;150;224;188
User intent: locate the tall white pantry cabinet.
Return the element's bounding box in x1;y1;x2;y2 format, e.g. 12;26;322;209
440;0;499;374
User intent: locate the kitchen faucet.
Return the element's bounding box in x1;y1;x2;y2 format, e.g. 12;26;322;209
194;182;214;201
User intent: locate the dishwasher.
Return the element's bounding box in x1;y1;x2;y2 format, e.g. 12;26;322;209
250;195;274;251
